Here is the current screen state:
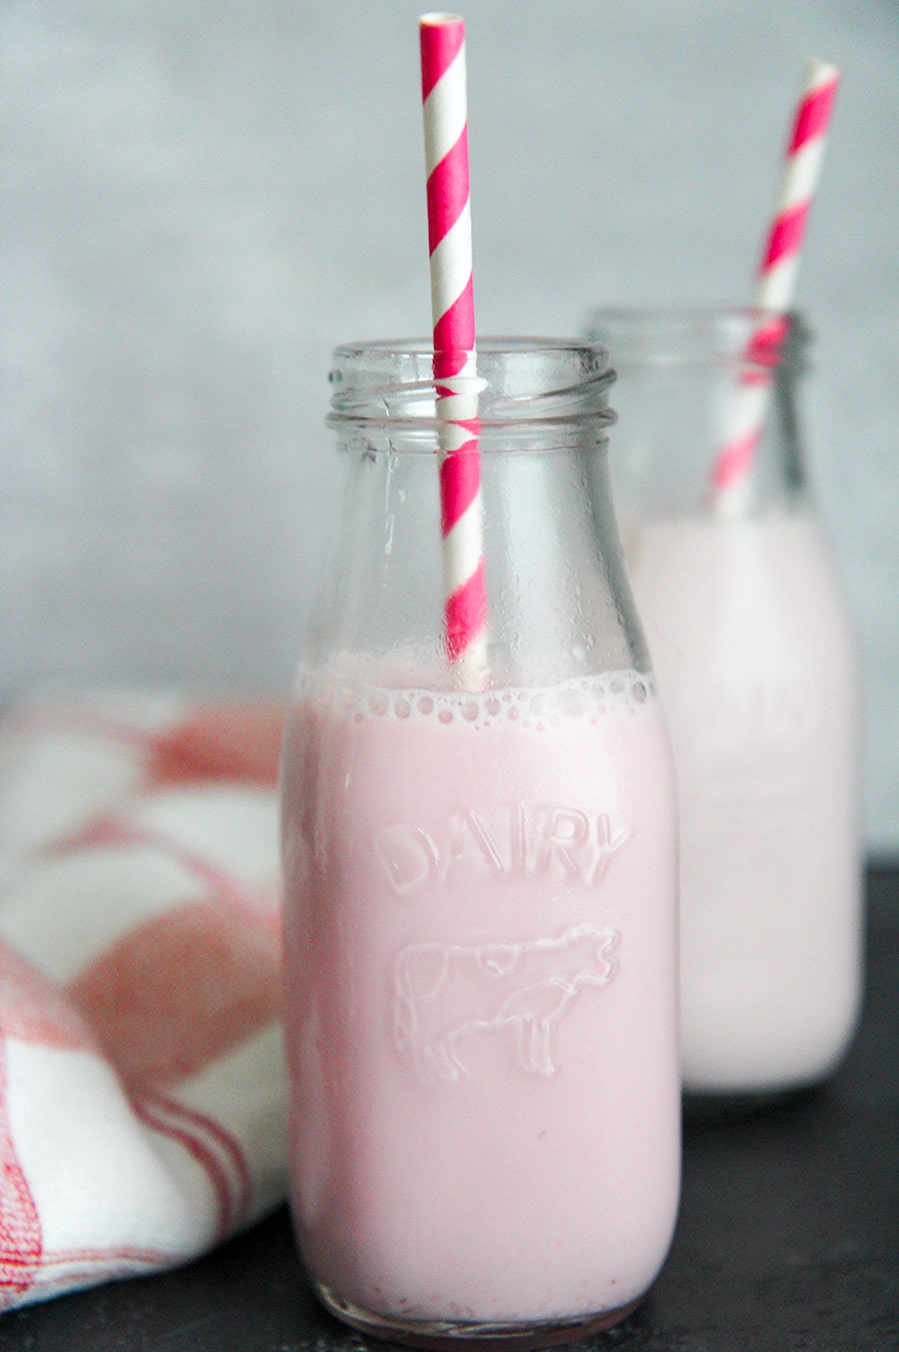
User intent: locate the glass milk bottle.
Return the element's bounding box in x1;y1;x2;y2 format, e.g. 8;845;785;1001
280;340;680;1347
589;308;863;1111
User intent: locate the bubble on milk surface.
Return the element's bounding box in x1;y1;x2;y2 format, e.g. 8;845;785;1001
302;661;657;732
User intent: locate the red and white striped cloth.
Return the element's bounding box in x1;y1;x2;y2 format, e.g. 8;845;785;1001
0;691;288;1310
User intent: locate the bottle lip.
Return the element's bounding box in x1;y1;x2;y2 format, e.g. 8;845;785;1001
331;335;608;359
586;307;812;372
327;336;616;428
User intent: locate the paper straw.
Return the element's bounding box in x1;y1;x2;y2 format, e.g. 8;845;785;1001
711;57;841;513
420;12;489;681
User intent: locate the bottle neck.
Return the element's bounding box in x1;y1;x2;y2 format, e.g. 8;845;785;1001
589;308;812;520
306;340;650;688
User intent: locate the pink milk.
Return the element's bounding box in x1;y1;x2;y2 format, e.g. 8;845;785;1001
281;665;680;1332
624;510;863;1095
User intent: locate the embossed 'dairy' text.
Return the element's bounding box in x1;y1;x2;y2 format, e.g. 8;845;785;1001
372;803;631;896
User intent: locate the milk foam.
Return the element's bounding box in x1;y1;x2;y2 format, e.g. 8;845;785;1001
300;665;657;732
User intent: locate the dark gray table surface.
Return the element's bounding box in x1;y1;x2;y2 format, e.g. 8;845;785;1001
1;867;896;1352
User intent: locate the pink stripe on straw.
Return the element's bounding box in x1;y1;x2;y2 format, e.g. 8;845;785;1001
711;427;764;490
760;200;810;270
789;76;839;153
445;558;488;663
426;127;471;254
748;313;791;354
439;429;480;532
420;12;488;679
433;279;476;369
711;58;841;507
420;14;464;101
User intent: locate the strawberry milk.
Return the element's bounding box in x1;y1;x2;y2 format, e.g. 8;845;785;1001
624;509;862;1095
281;663;680;1337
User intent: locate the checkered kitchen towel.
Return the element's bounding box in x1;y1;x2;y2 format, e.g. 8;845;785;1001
0;693;288;1309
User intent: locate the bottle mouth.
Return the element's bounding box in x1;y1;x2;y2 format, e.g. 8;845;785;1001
586;307;811;374
327;337;617;428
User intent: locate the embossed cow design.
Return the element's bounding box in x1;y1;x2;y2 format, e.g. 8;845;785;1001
393;925;619;1082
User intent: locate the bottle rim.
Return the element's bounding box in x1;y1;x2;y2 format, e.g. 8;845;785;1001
327;336;617;429
586;307;811;373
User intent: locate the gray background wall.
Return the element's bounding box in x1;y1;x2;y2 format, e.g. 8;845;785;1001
2;0;897;853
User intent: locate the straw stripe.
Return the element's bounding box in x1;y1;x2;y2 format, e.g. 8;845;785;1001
420;13;465;101
435;347;483;581
420;12;488;679
429;202;473;322
711;57;841;511
754;257;800;317
711;428;763;492
433;283;476;371
750;314;791;351
430;392;481;426
445;560;488;663
761;200;810;270
789;71;839;152
444;519;485;592
440;439;481;535
426;129;471;253
423;54;468;173
775;138;829;212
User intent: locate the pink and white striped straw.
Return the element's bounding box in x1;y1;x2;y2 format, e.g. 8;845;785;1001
420;12;489;682
711;57;841;514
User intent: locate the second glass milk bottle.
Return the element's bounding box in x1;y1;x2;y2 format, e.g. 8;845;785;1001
280;339;680;1347
590;308;863;1112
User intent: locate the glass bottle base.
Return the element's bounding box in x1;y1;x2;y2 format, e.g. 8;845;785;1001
315;1282;641;1350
